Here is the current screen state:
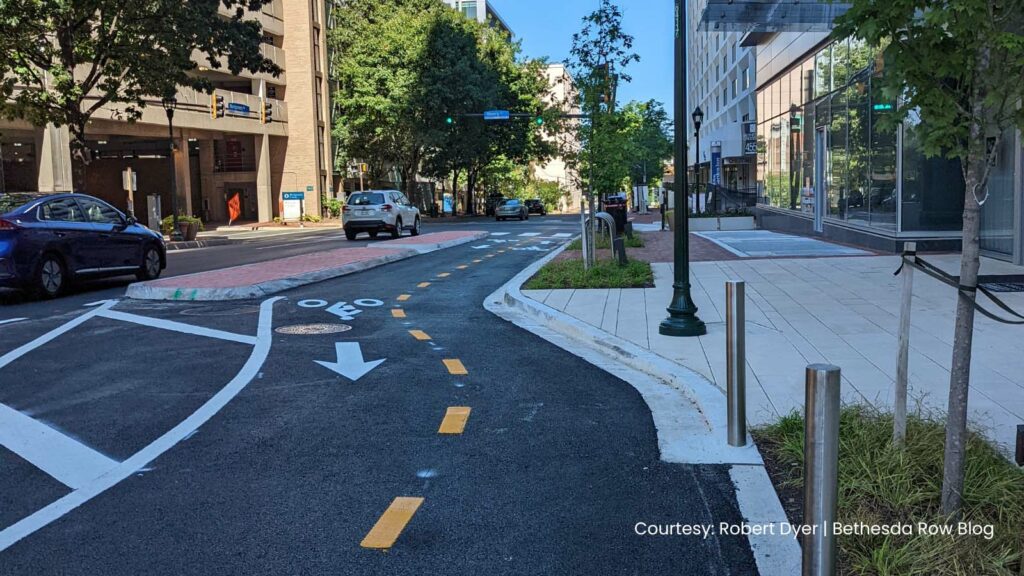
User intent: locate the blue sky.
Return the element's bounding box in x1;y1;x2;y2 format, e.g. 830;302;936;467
494;0;676;118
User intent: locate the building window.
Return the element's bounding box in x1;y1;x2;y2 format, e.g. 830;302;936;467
743;67;750;90
459;0;478;20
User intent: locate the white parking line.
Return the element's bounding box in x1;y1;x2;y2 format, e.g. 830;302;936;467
0;404;118;489
96;310;258;345
0;297;283;551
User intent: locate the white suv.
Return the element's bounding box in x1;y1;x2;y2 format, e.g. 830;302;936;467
343;190;421;241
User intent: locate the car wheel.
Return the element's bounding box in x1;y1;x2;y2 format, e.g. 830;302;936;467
345;229;358;241
136;245;163;281
36;254;66;299
391;218;402;239
411;217;421;236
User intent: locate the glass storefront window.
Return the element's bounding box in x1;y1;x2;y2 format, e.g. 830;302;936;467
901;109;965;231
846;80;870;226
980;135;1017;255
868;74;898;229
814;46;831;98
828;89;848;218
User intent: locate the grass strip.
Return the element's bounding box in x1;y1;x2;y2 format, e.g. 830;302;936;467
524;257;653;289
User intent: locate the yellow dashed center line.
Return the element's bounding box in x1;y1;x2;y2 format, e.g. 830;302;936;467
397;294;411;302
408;330;431;341
443;359;468;375
391;309;406;319
360;497;425;550
418;282;431;288
438;407;472;435
437;272;451;278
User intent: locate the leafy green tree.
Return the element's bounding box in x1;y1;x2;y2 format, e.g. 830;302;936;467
834;0;1024;518
567;0;639;198
622;99;673;193
0;0;278;174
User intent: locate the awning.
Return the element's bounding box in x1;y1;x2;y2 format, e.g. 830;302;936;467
698;1;851;33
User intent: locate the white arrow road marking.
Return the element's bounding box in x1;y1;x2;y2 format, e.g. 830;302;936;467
315;342;386;382
326;301;362;321
472;244;492;250
0;318;27;327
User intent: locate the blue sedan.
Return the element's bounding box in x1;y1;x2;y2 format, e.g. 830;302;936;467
0;193;166;298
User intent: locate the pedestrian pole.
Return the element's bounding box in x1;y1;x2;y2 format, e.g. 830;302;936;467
803;364;841;576
726;281;747;447
894;242;916;447
580;198;590;271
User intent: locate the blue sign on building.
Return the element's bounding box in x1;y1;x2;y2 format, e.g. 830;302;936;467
227;102;251;115
282;192;305;201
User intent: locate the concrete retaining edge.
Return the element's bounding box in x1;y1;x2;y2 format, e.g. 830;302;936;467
483;239;800;576
128;231;489;301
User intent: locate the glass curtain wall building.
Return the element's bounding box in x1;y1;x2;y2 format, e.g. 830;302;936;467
750;32;1021;259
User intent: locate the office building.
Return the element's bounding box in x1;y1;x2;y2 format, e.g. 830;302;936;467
699;1;1022;262
686;0;758;194
442;0;512;35
533;64;582;213
0;0;333;227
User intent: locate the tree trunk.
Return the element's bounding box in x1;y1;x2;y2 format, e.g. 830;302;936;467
466;169;477;216
451;169;460;215
941;156;983;519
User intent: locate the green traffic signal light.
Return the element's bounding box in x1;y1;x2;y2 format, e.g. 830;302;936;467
535;117;544;126
446;116;454;125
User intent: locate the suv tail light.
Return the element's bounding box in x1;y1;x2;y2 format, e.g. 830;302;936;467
342;205;350;213
381;204;393;212
0;219;18;231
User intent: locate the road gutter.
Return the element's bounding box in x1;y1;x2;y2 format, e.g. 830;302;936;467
484;240;800;576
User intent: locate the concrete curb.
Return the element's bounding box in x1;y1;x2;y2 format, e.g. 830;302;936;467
165;238;236;251
483;241;800;576
128;231;488;301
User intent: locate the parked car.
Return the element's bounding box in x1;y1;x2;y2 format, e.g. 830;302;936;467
485;192;505;216
0;192;166;298
495;199;528;221
525;199;547;216
343;190;421;240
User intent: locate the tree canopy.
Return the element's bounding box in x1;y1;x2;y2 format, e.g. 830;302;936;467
0;0;279;161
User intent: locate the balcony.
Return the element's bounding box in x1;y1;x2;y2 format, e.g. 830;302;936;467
218;0;284;36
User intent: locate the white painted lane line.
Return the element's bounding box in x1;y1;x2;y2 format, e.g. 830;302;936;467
0;404;118;490
472;245;492;250
490;232;511;236
0;297;283;552
0;301;117;372
96;310;258;345
552;233;572;238
518;232;541;237
0;318;28;327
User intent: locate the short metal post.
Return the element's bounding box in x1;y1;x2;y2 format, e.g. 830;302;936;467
1015;424;1023;467
726;281;746;447
894;242;916;447
580;198;590;271
613;237;627;266
803;364;841;576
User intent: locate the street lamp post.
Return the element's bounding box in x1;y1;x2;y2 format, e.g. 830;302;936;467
660;0;706;337
693;106;703;214
161;96;183;241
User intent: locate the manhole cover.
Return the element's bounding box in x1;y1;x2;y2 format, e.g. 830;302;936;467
275;323;353;335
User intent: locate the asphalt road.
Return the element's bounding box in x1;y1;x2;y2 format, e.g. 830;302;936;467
0;218;757;575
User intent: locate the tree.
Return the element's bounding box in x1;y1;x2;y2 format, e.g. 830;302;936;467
0;1;279;183
834;0;1024;518
622;99;673;193
566;0;640;198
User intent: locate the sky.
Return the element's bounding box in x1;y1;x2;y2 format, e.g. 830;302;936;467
493;0;676;119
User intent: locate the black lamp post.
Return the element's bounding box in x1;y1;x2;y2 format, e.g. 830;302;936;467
161;96;182;241
659;0;706;337
692;105;704;214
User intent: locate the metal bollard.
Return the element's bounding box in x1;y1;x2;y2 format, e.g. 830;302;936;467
613;237;628;266
726;281;746;447
803;364;841;576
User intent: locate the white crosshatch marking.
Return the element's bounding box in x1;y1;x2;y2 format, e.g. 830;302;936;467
0;298;282;552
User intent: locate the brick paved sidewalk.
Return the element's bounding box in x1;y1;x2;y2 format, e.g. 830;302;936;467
127;231;487;301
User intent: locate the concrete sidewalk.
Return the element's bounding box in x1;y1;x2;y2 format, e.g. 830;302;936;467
524;253;1024;454
128;231;487;301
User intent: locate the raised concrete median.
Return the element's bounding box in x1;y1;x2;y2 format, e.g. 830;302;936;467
128;231;488;301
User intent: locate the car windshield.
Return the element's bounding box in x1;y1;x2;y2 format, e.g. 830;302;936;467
349;193;386;206
0;193;47;215
500;200;520;206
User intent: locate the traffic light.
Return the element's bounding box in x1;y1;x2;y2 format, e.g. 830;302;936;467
535;115;544;126
445;115;454;125
261;100;273;124
211;94;225;119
